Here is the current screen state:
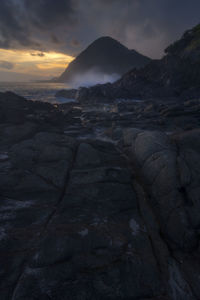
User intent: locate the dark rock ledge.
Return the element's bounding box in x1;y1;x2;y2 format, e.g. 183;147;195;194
0;92;200;299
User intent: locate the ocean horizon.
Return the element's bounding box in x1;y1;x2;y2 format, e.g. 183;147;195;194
0;81;72;104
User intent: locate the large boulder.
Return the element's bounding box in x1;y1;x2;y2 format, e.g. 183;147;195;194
124;129;198;251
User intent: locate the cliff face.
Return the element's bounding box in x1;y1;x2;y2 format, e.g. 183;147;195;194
58;36;151;83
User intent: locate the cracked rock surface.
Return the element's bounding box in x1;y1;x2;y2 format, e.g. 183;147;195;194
0;92;200;299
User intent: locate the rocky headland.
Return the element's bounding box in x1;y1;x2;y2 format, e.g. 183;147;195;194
59;24;200;103
1;23;200;300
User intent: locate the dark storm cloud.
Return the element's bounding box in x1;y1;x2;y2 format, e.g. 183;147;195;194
0;60;15;69
0;0;75;51
0;0;37;48
0;0;199;58
22;0;74;29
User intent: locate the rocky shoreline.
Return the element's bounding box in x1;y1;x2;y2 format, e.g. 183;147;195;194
0;90;200;299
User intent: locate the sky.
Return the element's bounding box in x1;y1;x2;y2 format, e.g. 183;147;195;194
0;0;199;81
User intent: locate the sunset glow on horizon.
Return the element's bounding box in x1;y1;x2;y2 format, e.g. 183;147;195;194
0;49;74;80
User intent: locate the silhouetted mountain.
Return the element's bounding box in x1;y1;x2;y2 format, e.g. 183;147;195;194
58;36;151;83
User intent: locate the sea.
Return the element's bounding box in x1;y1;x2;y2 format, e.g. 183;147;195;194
0;81;143;107
0;82;73;104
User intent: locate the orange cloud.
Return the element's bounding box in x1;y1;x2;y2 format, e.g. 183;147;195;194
0;48;74;77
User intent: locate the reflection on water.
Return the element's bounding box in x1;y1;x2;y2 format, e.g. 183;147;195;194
0;82;71;104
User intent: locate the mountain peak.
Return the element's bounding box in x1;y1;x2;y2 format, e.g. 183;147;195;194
93;36;118;42
82;36;128;53
58;36;151;84
89;36;124;45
